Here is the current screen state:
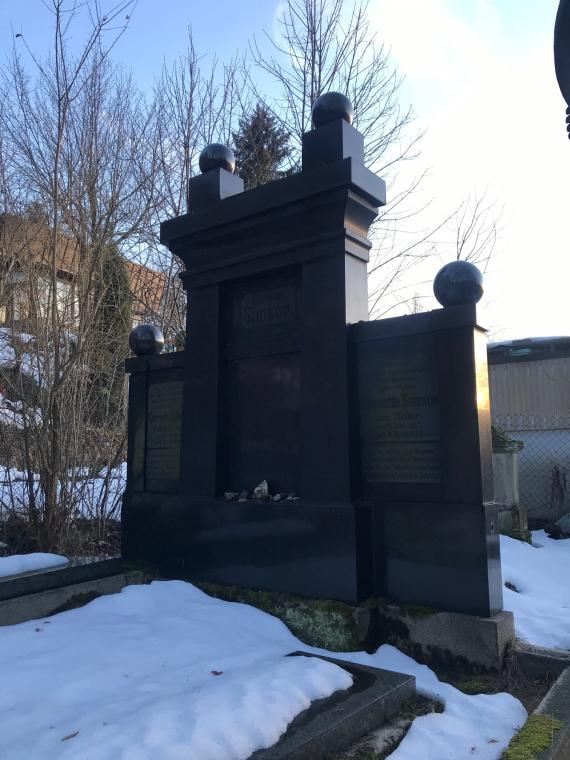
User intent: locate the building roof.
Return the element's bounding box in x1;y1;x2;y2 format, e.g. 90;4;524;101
0;213;167;319
488;336;570;364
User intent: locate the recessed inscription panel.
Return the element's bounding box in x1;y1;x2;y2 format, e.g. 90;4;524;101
227;270;301;347
238;286;297;331
146;381;183;483
226;353;301;494
359;337;441;486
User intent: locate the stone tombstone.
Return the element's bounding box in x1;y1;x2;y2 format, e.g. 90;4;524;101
124;93;386;601
122;94;502;618
351;287;502;617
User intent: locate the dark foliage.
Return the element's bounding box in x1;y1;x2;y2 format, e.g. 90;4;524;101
232;103;293;189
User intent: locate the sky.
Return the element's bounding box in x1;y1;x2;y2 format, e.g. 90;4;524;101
0;0;567;340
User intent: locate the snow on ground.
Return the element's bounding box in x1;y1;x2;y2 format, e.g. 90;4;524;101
0;552;68;578
501;530;570;649
0;582;352;760
0;463;125;519
0;580;526;760
343;647;526;760
0;393;42;429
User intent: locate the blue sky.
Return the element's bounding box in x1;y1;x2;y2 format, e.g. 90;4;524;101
0;0;567;339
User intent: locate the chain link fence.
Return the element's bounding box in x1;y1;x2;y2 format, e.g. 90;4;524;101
492;414;570;523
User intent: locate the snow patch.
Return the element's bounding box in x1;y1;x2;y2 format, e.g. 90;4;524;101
0;581;526;760
501;530;570;649
0;552;68;578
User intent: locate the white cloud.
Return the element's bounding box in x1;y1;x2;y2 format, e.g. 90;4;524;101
370;0;570;339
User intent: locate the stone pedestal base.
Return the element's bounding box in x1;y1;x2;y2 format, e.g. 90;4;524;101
379;605;515;670
123;493;373;603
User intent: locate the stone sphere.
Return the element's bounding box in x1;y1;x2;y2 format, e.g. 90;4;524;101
198;143;235;174
311;92;354;128
433;260;484;308
129;324;165;357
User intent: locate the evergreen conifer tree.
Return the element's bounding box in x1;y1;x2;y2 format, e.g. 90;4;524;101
90;245;132;426
232;104;293;190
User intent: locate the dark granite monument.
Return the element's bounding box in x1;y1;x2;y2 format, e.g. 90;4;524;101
123;93;502;617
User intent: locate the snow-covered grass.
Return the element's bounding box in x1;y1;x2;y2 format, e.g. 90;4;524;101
0;552;68;578
0;582;352;760
0;462;126;519
0;581;526;760
501;530;570;649
0;327;44;387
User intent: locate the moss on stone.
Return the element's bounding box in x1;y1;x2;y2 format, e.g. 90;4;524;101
500;714;562;760
397;603;438;619
193;581;363;650
281;605;359;650
361;596;386;610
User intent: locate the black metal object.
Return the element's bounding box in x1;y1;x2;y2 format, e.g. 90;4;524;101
555;0;570;138
128;324;164;357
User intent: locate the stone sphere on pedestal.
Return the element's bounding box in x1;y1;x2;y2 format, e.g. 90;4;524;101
198;144;236;174
129;324;165;357
433;260;484;307
312;92;354;127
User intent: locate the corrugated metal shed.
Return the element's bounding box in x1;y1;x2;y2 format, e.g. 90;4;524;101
489;357;570;430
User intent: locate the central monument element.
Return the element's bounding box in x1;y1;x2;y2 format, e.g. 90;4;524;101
123;93;502;617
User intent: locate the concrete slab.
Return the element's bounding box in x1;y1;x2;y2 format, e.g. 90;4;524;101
0;574;127;626
380;605;514;670
250;652;415;760
0;557;122;602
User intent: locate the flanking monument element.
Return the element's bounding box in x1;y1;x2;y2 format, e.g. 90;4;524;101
123;93;503;620
351;261;501;616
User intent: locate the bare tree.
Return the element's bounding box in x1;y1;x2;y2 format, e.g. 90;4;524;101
251;0;502;319
251;0;415;168
452;194;501;271
0;0;160;554
146;31;251;345
249;0;455;317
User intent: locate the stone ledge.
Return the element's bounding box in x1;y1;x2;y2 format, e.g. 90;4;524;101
250;652;415;760
0;557;123;602
515;642;570;680
193;580;513;669
0;573;135;626
535;667;570;759
502;666;570;759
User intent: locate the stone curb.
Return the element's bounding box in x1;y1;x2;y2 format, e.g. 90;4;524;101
250;652;415;760
0;572;143;626
534;667;570;759
0;557;123;602
515;642;570;680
